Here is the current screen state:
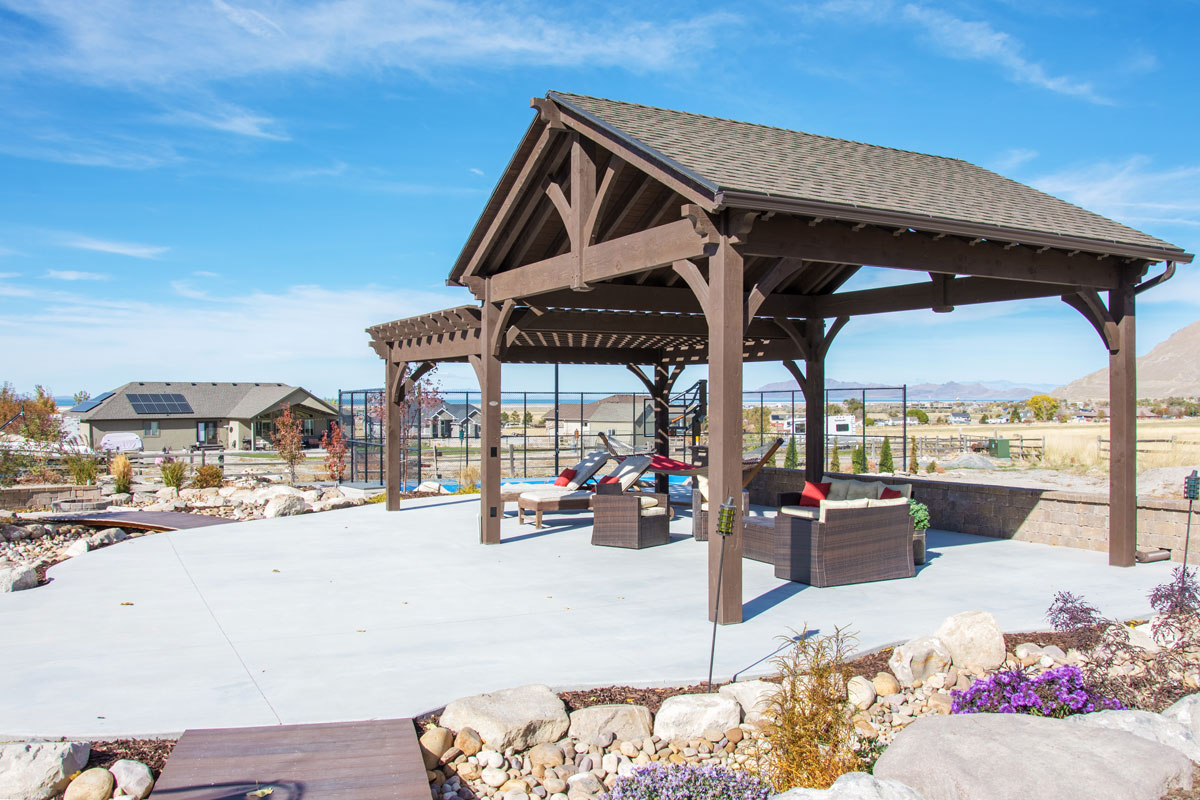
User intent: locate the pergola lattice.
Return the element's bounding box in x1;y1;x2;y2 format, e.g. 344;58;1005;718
368;91;1192;624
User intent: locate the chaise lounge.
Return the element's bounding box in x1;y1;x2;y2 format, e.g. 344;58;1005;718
518;454;653;529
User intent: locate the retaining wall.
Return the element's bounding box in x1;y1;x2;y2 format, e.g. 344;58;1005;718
0;484;101;511
748;467;1198;565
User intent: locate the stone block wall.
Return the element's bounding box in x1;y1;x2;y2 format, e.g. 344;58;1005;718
749;467;1198;565
0;484;101;511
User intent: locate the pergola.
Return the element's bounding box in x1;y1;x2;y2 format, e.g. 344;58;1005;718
368;91;1192;624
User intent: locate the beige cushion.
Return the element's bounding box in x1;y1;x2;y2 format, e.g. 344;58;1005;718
779;505;819;519
694;473;709;502
641;506;668;517
826;478;852;501
819;497;870;522
844;480;881;501
519;487;573;502
520;489;589;504
637;495;659;509
566;451;610;490
882;483;913;499
866;497;910;508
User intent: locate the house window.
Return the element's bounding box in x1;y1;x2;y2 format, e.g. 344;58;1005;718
197;421;219;445
144;421;160;437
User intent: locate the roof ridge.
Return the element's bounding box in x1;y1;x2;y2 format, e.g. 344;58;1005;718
550;90;971;166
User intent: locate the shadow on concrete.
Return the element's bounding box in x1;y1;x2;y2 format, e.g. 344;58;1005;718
743;579;808;621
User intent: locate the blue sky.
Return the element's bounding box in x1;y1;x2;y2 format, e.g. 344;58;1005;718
1;0;1197;399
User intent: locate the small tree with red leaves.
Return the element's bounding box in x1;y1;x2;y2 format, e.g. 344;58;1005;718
271;403;305;485
321;421;348;483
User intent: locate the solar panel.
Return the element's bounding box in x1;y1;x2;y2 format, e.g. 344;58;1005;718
127;392;194;415
71;391;113;413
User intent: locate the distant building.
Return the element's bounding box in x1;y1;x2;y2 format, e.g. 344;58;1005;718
543;394;652;439
948;411;972;425
426;401;482;438
69;381;336;451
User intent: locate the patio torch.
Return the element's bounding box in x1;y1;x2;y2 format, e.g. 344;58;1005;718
708;496;737;690
1185;470;1198;568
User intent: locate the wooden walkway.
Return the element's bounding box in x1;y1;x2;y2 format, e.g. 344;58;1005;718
150;719;430;800
39;510;236;532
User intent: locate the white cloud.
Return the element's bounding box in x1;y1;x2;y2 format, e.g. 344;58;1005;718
279;160;348;181
0;282;468;396
990;147;1038;173
192;270;220;278
62;235;169;259
0;1;736;85
170;280;211;299
469;167;484;176
44;269;109;280
1032;156;1200;231
0;271;19;278
0;129;181;170
160;103;290;140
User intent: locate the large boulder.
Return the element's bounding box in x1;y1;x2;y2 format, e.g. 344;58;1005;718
887;637;952;687
1067;709;1200;762
2;524;29;541
874;713;1192;800
109;759;154;800
253;485;305;504
0;741;91;800
0;560;38;592
440;684;569;752
652;693;741;741
88;527;129;547
263;494;307;518
773;772;924;799
1162;692;1200;739
933;611;1006;671
718;680;777;716
567;704;653;745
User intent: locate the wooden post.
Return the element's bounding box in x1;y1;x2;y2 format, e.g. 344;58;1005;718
1109;283;1136;567
385;357;407;511
804;338;825;483
474;301;504;545
707;226;745;625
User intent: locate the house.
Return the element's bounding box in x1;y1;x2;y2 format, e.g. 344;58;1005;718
68;382;337;451
426;401;482;439
949;411;972;425
543;394;652;439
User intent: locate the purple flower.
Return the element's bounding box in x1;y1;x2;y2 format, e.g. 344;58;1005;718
950;664;1122;718
603;763;771;800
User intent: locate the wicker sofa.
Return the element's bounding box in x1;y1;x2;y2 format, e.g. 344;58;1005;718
773;494;915;587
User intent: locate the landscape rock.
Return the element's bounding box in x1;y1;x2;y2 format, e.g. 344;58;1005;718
420;726;456;770
155;487;179;500
0;741;90;800
874;713;1192;800
454;727;483;756
718;680;777;716
108;759;154;800
0;560;38;592
887;637;952;687
23;524;47;539
1162;692;1200;739
567;704;652;746
773;772;924;799
653;693;741;741
63;539;90;557
566;772;603;795
933;611;1006;670
847;676;877;711
1067;709;1200;762
63;767;115;800
88;527;129;547
3;523;29;541
263;494;307;518
440;684;569;752
872;672;900;696
527;743;564;778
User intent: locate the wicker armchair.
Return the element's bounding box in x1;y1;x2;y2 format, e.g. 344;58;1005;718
692;489;749;542
773;503;915;587
591;483;670;549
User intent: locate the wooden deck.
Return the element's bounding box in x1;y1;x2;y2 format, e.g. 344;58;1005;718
150;718;430;800
39;510;236;532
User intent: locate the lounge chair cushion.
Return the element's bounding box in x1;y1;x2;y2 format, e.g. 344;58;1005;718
694;473;709;502
566;451;610;489
520;487;585;503
819;497;870;522
554;468;578;487
866;497;910;509
637;495;659;509
641;506;668;518
606;455;652;491
780;505;820;519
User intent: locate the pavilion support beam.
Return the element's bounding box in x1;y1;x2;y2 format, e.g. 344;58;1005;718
1109;285;1137;567
629;362;684;493
471;301;504;545
385;356;408;512
782;316;846;481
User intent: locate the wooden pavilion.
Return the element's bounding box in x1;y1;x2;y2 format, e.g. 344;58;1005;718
368;91;1192;624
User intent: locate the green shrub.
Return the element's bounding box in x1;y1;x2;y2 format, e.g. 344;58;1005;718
109;454;132;494
851;445;866;474
192;464;223;489
908;436;918;474
160;459;187;489
65;454;99;485
783;436;798;470
928;459;939;473
829;447;841;472
879;437;894;473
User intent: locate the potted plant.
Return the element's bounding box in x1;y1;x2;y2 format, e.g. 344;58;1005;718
908;499;931;565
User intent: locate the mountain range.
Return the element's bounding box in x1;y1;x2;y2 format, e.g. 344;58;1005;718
755;378;1056;400
1053;319;1200;401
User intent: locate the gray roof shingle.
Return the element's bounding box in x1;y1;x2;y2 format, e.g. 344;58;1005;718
78;382;335;422
550;91;1184;254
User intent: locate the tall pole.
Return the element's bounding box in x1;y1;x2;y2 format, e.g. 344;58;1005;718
554;364;560;474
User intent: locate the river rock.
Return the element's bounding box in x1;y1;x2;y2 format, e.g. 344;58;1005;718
88;527;129;547
1067;709;1200;762
64;539;90;557
0;560;38;592
566;772;603;795
652;693;741;741
1162;693;1200;739
0;741;91;800
567;705;652;746
528;743;565;778
440;684;569;752
63;768;114;800
454;727;483;756
263;494;307;518
874;713;1192;800
933;611;1006;670
888;637;952;687
420;726;455;770
481;768;509;788
718;680;777;716
847;676;877;711
773;771;924;799
108;760;154;800
873;672;900;696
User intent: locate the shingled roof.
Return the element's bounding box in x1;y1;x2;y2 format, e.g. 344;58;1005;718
547;91;1182;255
75;382;335;422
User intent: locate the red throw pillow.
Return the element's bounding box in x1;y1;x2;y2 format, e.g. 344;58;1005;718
800;481;831;507
554;468;578;487
880;487;903;499
598;475;621;485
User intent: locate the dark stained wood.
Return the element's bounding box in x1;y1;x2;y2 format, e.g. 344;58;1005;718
150;718;428;800
39;511;234;532
1108;284;1137;567
385;357;405;512
474;300;503;545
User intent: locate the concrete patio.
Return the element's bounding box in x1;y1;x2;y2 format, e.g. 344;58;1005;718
0;496;1179;740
